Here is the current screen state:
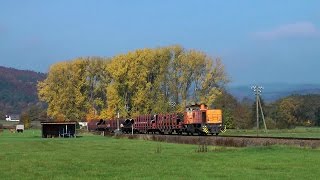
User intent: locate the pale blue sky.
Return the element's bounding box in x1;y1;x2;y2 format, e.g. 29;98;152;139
1;1;320;85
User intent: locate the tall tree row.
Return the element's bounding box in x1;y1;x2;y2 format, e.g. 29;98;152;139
38;46;228;122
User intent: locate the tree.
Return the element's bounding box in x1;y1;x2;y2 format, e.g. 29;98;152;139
85;57;111;116
234;104;251;129
273;97;300;128
20;112;31;129
0;111;5;120
38;60;87;121
315;107;320;126
268;94;320;128
214;91;237;129
214;90;251;129
38;58;110;121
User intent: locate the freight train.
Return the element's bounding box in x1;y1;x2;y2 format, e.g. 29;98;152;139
88;103;225;135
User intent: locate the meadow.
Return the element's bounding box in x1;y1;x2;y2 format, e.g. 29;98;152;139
0;129;319;180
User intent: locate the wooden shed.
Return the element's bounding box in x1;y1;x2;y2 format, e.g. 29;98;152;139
41;122;77;138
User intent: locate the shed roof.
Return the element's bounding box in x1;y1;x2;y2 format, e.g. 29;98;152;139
41;122;77;125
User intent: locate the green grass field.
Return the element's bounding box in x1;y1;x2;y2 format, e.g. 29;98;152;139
0;130;319;179
224;126;320;138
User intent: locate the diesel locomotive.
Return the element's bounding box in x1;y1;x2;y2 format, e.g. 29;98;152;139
88;103;225;135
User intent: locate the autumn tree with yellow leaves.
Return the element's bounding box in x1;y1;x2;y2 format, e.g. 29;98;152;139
38;45;229;122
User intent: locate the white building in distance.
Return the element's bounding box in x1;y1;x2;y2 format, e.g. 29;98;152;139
5;115;20;122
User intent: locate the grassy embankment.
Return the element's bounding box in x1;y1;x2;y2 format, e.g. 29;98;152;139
224;126;320;138
0;130;319;179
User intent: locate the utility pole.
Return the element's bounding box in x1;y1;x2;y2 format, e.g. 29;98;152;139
117;111;120;131
251;85;267;136
258;97;267;133
256;89;259;135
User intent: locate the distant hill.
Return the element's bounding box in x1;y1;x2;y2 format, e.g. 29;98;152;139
228;83;320;102
0;66;46;114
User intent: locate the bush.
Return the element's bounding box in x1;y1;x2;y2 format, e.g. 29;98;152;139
265;117;277;129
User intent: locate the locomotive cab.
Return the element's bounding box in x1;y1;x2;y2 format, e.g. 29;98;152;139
184;103;207;124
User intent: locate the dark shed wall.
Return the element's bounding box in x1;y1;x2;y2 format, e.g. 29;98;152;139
41;123;76;138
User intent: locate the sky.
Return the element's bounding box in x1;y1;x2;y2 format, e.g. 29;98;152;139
1;0;320;85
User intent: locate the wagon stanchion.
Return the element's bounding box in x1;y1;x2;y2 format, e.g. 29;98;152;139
117;111;120;131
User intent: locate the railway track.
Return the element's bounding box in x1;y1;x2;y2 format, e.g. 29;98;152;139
117;134;320;148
